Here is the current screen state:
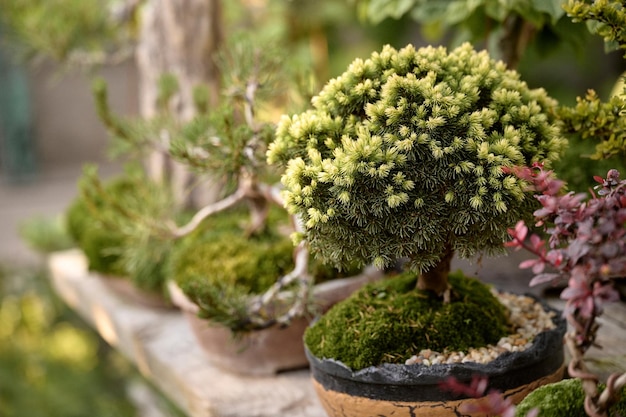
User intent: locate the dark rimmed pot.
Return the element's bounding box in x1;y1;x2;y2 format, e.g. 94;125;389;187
306;299;567;417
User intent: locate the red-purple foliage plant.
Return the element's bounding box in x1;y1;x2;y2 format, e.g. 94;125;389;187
440;375;537;417
505;162;626;417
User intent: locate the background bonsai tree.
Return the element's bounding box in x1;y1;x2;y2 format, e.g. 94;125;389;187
69;33;306;313
82;33;372;330
269;42;566;301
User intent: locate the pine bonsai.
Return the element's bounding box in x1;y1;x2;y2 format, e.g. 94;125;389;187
269;42;566;299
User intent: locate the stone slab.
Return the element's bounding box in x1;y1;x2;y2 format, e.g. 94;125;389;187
48;249;326;417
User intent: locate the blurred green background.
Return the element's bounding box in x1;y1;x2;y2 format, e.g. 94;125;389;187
1;1;626;415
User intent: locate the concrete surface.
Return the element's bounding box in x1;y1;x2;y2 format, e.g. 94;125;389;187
0;57;135;268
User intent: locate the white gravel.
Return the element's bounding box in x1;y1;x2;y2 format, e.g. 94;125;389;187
405;290;557;366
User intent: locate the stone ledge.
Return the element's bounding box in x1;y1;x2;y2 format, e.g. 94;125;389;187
48;249;626;416
48;249;325;417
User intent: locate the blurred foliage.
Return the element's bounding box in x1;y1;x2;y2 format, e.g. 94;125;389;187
65;164;179;294
352;0;565;26
553;0;626;178
348;0;589;68
19;215;75;254
0;0;128;66
559;88;626;161
564;0;626;56
0;264;136;417
93;31;299;187
551;133;626;191
551;0;626;188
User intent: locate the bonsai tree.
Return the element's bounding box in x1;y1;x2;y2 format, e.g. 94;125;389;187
269;42;566;302
79;33;370;331
66;33;296;305
65;164;177;295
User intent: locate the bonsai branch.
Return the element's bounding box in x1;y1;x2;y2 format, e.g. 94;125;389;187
566;330;626;417
169;183;247;238
169;177;286;238
246;239;312;329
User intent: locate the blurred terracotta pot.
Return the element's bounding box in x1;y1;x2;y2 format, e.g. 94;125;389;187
99;275;173;309
168;270;383;376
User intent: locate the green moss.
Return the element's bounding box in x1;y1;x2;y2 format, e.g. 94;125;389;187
169;207;295;330
516;378;626;417
172;225;294;298
169;205;361;331
304;270;510;370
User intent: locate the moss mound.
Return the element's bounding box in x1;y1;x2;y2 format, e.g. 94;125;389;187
170;204;363;331
170;206;292;293
304;270;510;370
65;167;175;293
66;174;132;276
515;378;626;417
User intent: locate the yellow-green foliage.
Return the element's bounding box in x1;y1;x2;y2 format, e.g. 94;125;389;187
564;0;626;55
0;267;136;417
304;270;510;370
558;87;626;161
515;378;626;417
269;43;566;273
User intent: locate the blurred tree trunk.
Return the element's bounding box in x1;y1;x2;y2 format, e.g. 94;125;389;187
135;0;223;208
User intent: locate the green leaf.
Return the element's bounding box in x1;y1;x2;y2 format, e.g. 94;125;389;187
447;0;484;25
410;0;455;23
484;0;513;22
531;0;566;24
366;0;421;23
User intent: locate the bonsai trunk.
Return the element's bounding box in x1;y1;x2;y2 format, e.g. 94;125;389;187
417;244;453;300
136;0;223;208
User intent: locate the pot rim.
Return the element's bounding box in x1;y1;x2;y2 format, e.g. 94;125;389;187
305;294;566;386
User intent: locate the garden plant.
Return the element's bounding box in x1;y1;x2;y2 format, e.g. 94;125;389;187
68;34;306;324
269;39;566;373
506;165;626;417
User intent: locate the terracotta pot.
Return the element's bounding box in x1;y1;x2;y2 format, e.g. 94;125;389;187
168;268;383;376
99;275;172;310
306;301;567;417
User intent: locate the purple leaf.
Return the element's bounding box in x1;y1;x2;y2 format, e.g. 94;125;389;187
529;272;561;287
